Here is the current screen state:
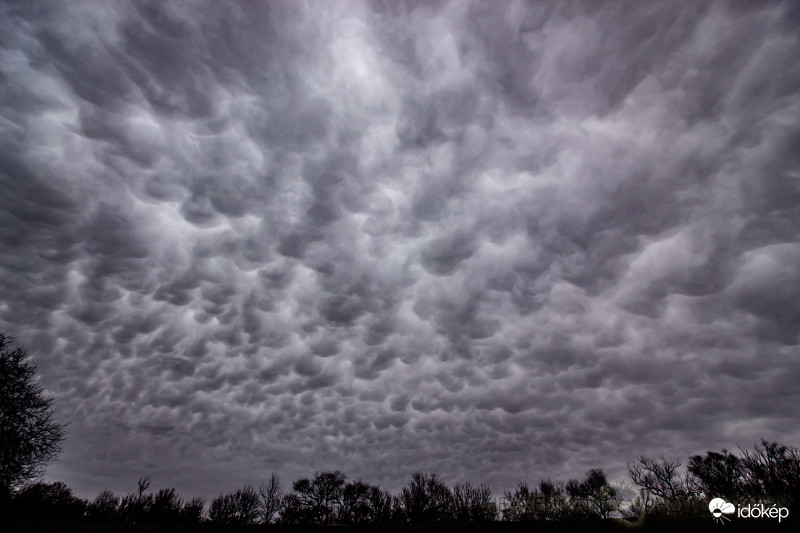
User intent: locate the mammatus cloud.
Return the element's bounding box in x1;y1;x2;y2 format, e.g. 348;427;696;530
1;0;799;500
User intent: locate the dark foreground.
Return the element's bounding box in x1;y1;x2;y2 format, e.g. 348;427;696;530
2;516;796;533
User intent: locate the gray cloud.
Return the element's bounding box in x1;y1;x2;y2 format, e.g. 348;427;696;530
1;0;799;501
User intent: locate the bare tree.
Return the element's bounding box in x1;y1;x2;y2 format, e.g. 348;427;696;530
291;470;347;524
628;457;692;500
537;479;568;520
237;484;261;524
400;473;454;522
687;441;800;510
338;480;372;523
628;457;697;516
367;484;395;523
0;333;65;493
502;481;535;521
453;482;497;522
259;472;284;524
209;492;238;525
333;480;394;524
136;476;151;499
739;440;800;507
278;493;311;524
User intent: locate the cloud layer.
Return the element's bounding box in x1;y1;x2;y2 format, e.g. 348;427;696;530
2;0;799;499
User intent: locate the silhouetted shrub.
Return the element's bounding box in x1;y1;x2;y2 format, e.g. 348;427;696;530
688;449;744;501
180;496;206;524
503;480;571;521
689;440;800;510
740;440;800;509
209;484;260;525
11;481;86;522
565;469;620;519
148;487;183;524
503;470;618;521
118;476;153;524
87;489;122;523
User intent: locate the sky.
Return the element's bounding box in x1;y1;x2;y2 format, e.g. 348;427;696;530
1;0;799;503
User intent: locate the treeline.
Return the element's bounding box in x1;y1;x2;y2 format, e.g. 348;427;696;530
627;439;799;517
2;440;797;526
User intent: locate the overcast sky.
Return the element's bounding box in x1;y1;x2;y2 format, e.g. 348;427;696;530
1;0;799;502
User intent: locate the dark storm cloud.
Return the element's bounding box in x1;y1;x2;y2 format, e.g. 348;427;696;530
2;0;799;501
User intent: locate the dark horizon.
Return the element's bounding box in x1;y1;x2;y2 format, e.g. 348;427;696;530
1;0;799;504
3;437;798;526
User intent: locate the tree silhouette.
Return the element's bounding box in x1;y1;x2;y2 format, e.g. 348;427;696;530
279;472;397;525
236;484;261;524
338;479;373;524
365;483;395;523
0;420;795;526
11;480;86;522
209;484;260;525
338;479;394;524
259;472;284;524
291;470;347;524
503;472;619;522
536;479;568;520
87;490;121;523
180;496;205;524
87;484;204;526
0;333;65;494
399;472;454;522
688;440;800;510
567;468;619;519
740;440;800;509
119;476;153;524
502;481;539;521
688;449;744;501
279;493;314;524
209;492;238;525
148;487;183;525
627;455;698;516
453;481;497;522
